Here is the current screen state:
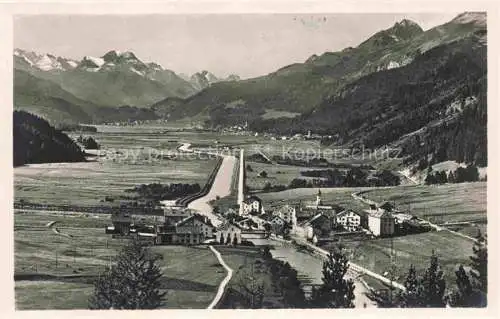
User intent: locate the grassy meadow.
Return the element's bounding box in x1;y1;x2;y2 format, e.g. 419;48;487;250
245;162;322;191
150;245;226;309
15;126;223;206
360;182;487;223
326;231;476;290
14;211;226;309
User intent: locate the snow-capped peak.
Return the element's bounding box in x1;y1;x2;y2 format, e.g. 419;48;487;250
37;54;62;71
14;48;78;71
82;55;105;68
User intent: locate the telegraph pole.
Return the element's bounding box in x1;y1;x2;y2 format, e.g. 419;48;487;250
389;235;395;305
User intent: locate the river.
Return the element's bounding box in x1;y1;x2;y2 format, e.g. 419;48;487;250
249;238;377;308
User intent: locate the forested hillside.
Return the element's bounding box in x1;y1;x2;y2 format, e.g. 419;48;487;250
254;32;487;167
13;111;85;166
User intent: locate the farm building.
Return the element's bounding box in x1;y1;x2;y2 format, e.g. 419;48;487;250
108;210;216;245
302;212;337;236
110;211;132;235
155;214;215;245
163;208;193;226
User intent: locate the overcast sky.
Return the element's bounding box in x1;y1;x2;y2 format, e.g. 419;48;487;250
14;13;459;78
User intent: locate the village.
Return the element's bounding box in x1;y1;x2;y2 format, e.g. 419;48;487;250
105;186;433;247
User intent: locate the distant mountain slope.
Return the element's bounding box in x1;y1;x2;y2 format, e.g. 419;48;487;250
154;13;485;124
189;70;241;90
14;69;159;124
13;110;86;166
260;31;486;166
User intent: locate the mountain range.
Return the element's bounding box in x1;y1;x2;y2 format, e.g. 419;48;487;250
152;12;487;168
13;12;487;168
153;13;485;122
14;49;240;124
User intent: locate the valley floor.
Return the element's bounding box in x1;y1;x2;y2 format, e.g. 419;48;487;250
14;211;227;310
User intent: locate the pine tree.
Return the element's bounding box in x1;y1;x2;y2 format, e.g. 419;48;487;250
89;240;166;309
470;232;487;292
448;265;486;307
310;247;355;308
425;172;436;185
447;170;455;183
421;252;446;307
447;231;488;307
402;264;423;307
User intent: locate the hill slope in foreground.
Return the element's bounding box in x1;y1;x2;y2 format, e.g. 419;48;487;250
13;110;85;167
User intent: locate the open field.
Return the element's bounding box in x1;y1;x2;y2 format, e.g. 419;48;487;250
15;126;222;206
361;182;487;223
323;231;476;290
246;162;323;191
14;211;226;309
15;214;123;277
150;245;226;309
14;211;126;310
15;158;217;206
216;246;287;308
15;281;95;310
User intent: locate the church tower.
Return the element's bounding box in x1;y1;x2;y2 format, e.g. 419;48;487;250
316;189;322;207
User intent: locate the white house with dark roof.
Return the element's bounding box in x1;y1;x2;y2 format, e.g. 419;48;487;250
336;210;365;232
241;195;264;215
273;204;297;227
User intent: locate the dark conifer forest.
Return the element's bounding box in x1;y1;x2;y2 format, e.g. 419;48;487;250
13;110;85;166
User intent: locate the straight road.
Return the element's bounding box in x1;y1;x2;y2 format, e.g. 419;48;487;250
188;155;235;227
178;142;236;227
